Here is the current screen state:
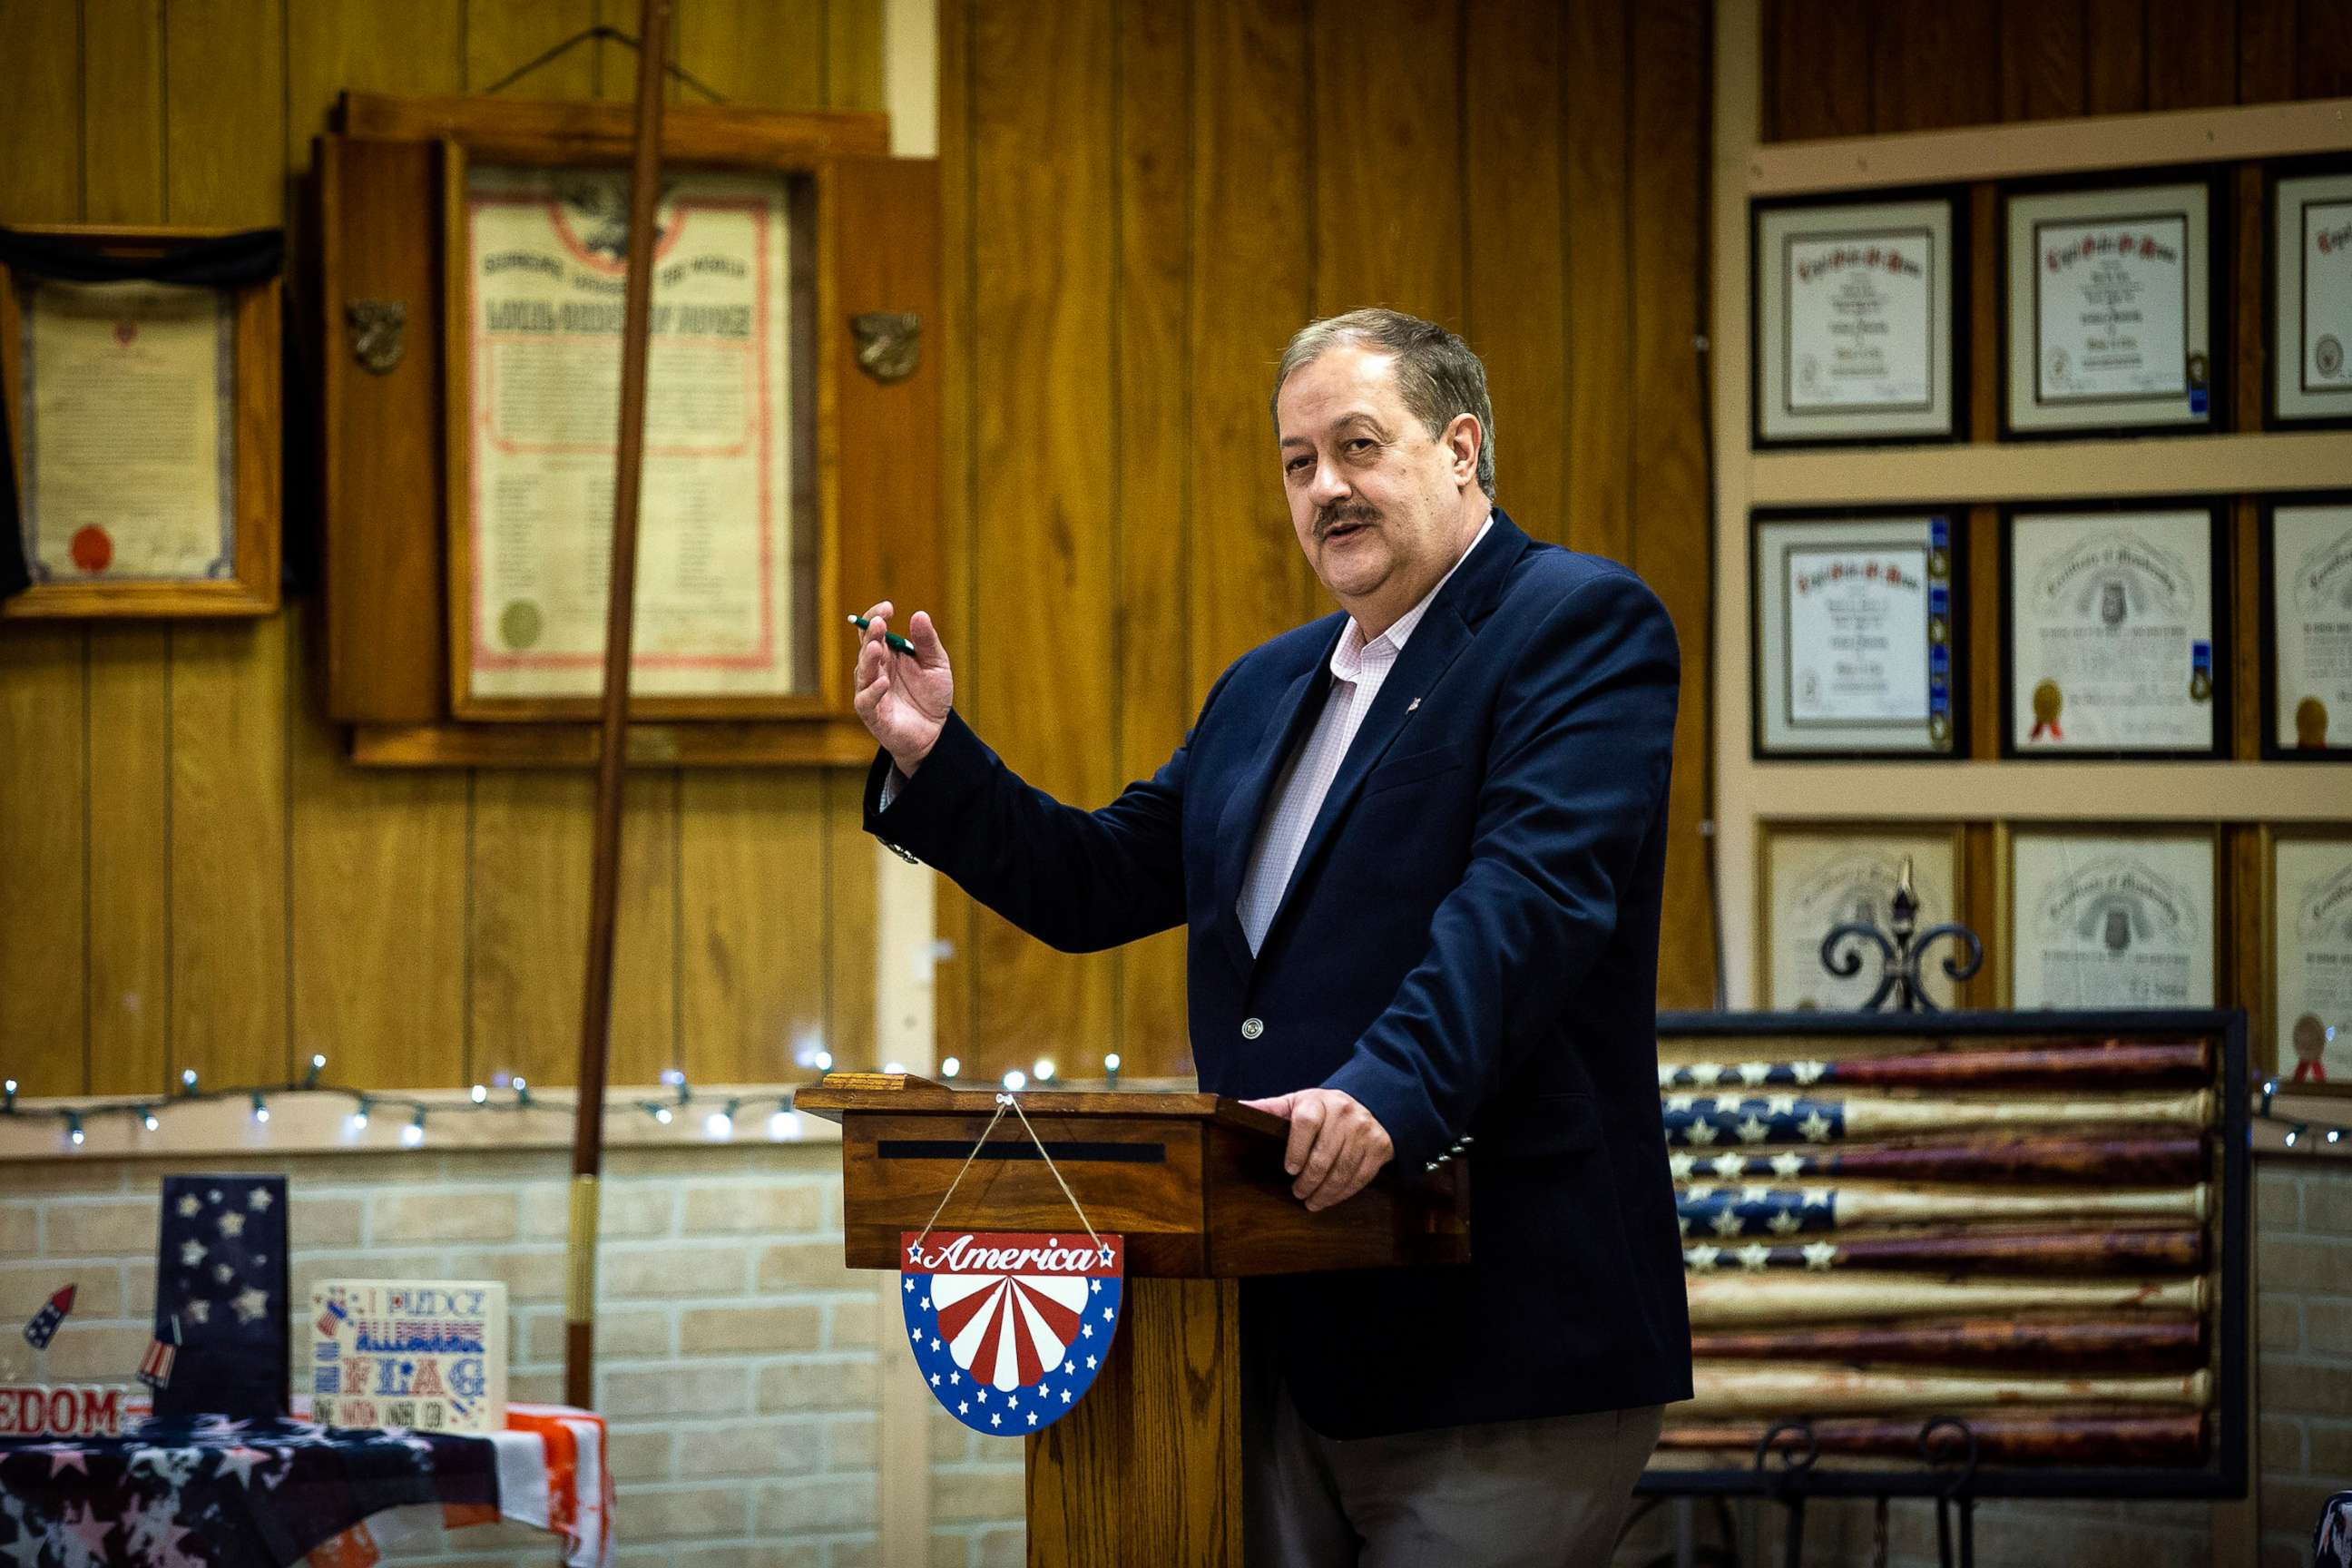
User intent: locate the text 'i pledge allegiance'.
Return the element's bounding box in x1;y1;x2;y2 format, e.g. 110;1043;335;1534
906;1232;1122;1277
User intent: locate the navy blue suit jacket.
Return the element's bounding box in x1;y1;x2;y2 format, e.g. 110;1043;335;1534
865;508;1693;1436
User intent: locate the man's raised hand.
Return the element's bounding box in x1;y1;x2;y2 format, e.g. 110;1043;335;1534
851;600;954;775
1238;1088;1395;1212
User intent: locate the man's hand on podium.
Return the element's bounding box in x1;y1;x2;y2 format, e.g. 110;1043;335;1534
1239;1088;1394;1212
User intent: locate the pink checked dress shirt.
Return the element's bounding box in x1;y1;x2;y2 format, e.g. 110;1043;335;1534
1234;515;1493;955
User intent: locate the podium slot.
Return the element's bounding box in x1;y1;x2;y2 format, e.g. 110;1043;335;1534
875;1140;1167;1163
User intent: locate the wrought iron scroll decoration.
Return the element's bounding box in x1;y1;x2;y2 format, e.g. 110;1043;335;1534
1818;857;1984;1014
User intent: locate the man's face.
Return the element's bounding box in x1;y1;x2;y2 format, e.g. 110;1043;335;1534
1276;343;1480;633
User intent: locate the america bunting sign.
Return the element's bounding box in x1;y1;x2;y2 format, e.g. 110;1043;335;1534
900;1231;1124;1437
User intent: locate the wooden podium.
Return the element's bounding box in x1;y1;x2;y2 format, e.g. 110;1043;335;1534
795;1073;1472;1565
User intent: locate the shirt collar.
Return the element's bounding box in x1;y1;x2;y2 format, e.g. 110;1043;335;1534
1330;511;1494;680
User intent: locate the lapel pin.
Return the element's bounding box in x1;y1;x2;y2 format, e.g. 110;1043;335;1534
1406;698;1421;712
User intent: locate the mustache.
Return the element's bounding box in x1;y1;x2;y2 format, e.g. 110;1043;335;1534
1315;503;1380;540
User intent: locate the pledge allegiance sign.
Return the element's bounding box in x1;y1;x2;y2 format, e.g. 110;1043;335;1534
900;1230;1123;1436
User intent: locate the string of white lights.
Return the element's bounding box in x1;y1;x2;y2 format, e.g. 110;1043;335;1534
0;1054;1131;1150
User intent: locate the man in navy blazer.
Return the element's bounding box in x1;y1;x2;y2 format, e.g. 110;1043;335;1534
855;309;1690;1563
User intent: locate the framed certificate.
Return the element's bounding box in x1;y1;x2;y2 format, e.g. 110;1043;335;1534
2271;167;2352;426
0;227;280;618
1751;511;1962;758
1752;194;1959;446
2003;505;2225;759
447;159;817;720
2004;179;2217;436
2265;827;2352;1092
2262;495;2352;757
1758;822;1965;1010
2003;825;2219;1009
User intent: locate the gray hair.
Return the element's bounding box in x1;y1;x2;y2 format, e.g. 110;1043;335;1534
1269;308;1495;498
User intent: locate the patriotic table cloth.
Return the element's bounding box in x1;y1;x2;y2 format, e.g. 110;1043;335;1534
0;1404;610;1568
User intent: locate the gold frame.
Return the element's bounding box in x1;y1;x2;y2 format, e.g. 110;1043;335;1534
1995;821;2225;1008
0;224;279;619
440;139;831;723
1753;818;1968;1010
2259;822;2352;1094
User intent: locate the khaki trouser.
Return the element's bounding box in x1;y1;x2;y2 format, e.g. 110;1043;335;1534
1244;1369;1664;1568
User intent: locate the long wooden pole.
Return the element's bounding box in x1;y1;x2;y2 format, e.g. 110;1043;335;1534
565;0;672;1412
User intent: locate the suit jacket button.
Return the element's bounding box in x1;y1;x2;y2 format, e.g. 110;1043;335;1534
1240;1017;1264;1040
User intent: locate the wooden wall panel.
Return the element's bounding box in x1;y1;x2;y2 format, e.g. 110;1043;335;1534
1630;0;1715;1012
467;773;680;1088
163;0;291;1092
0;0;92;1097
1112;0;1195;1073
2298;0;2352;98
76;0;171;1096
679;771;826;1083
965;0;1118;1071
2147;0;2240;109
827;0;887;112
4;0;1746;1100
1763;0;1873;140
1311;0;1464;329
1465;0;1567;547
283;0;471;1096
1870;3;2001;132
681;0;826;110
1563;0;1633;565
2084;0;2151;115
0;0;876;1104
1186;0;1312;691
2000;0;2087;122
466;0;601;101
930;0;976;1080
823;769;879;1073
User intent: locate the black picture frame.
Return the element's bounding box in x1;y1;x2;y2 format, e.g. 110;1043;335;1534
1998;498;2231;760
2258;489;2352;760
2263;156;2352;433
1749;505;1969;761
1749;186;1970;451
1997;168;2230;443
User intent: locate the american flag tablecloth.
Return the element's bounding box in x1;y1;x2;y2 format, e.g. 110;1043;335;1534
0;1405;611;1568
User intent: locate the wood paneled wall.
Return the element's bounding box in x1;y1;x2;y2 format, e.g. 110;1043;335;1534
1762;0;2352;137
0;0;884;1100
0;0;1720;1098
929;0;1719;1082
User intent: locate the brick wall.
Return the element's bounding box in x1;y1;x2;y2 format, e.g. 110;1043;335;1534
0;1144;1030;1566
6;1153;2345;1565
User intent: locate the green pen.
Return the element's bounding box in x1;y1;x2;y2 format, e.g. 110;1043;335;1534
847;612;916;655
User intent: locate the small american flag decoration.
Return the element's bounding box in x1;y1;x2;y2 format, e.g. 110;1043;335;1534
900;1230;1123;1436
149;1174;289;1420
309;1279;508;1434
21;1284;74;1350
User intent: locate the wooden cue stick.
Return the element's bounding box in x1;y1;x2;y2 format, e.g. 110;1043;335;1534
1682;1272;2204;1327
566;0;674;1413
1681;1363;2210;1417
1656;1412;2206;1465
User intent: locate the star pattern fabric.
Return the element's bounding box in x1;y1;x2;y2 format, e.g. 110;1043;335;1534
1661;1097;1847;1148
0;1416;495;1567
1675;1184;1842;1238
151;1177;289;1422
